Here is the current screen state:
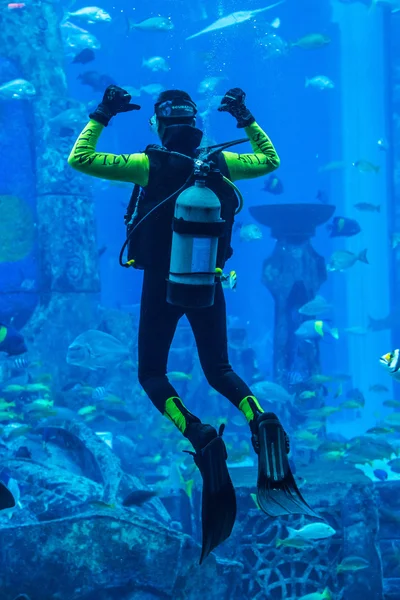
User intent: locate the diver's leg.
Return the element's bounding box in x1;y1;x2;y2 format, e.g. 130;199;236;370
187;281;317;518
138;270;201;434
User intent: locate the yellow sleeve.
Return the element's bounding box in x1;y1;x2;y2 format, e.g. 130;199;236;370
67;120;150;187
222;122;280;182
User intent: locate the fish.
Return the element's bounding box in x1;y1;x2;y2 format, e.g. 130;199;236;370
340;399;363;410
307;406;339;419
353;160;380;173
78;405;97;416
251;380;294;405
286;523;336;540
0;400;16;411
222;270;237;291
346;388;365;406
327;216;361;238
66;7;112;24
373;469;388;481
369;383;389;393
186;2;285;40
276;536;313;549
61;21;101;53
0;79;36;100
298;589;332;600
377;138;388;151
298;390;316;400
337;556;369;573
298;296;332;317
72;48;95;64
262;173;284;194
7;3;26;9
142;56;169;72
6;425;32;440
12;357;28;370
366;426;393;435
49;107;88;135
295;320;339;341
77;71;115;92
289;33;331;49
0;323;27;356
385;413;400;426
354;202;380;212
66;330;130;371
24;383;50;393
239;224;263;241
140;84;165;98
379;349;400;381
128;16;174;32
168;371;192;382
92;386;107;400
305;75;334;90
25;399;54;412
122;489;158;507
318;160;347;172
327;248;368;272
383;400;400;408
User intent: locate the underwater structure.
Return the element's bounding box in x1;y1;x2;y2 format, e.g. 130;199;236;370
250;203;335;386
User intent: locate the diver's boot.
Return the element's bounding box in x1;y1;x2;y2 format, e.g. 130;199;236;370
184;422;237;565
250;412;319;518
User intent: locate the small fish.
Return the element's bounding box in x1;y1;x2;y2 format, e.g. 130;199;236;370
305;75;334;90
385;413;400;426
198;76;226;95
77;71;115;92
290;33;331;49
276;536;313;549
307;406;339;419
346;388;365;405
78;405;97;416
299;390;316;400
140;84;165;98
373;469;388;481
287;523;336;540
66;7;112;24
340;399;363;409
222;270;238;291
168;371;192;382
186;2;285;40
353;160;380;174
0;324;27;356
61;21;101;54
122;489;158;507
6;425;32;440
128;16;174;32
354;202;380;212
298;295;332;317
379;349;400;382
383;400;400;408
12;357;28;370
327;249;368;272
25;399;54;412
298;589;332;600
377;138;388;151
87;500;115;510
0;400;16;411
369;383;389;393
0;79;36;100
7;3;26;8
318;160;347;172
0;411;20;421
92;386;107;400
337;556;369;573
327;216;361;238
67;330;130;371
295;320;339;341
142;56;169;72
263;174;284;195
239;224;263;241
366;426;393;434
72;48;95;64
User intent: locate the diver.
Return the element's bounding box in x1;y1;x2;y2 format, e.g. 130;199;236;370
68;85;317;562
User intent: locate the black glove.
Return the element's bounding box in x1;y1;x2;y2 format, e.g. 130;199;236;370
89;85;141;127
217;87;255;129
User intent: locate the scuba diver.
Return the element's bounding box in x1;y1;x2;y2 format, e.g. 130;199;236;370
68;85;317;563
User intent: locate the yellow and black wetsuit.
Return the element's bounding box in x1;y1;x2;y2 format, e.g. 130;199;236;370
68;120;280;443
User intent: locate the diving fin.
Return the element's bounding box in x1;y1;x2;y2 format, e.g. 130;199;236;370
188;423;237;564
0;480;15;511
255;413;319;518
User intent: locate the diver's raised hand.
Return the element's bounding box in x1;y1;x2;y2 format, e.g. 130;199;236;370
89;85;141;127
218;87;255;129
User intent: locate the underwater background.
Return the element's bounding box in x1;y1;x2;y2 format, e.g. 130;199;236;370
0;0;400;598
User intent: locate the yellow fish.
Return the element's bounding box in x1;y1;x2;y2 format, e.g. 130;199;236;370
168;371;192;381
78;405;97;416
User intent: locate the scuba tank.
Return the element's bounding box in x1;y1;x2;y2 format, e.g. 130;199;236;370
167;161;225;309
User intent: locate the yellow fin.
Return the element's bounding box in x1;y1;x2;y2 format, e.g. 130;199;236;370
250;493;260;509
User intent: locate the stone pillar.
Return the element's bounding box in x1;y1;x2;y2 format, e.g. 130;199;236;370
250;203;334;387
0;0;100;378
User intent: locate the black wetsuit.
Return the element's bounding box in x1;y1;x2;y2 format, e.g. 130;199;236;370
138;270;253;414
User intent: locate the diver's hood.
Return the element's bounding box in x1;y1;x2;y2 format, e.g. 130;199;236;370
161;124;203;157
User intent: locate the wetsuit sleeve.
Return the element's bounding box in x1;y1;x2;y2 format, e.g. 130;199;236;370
222;122;280;182
67;120;149;187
